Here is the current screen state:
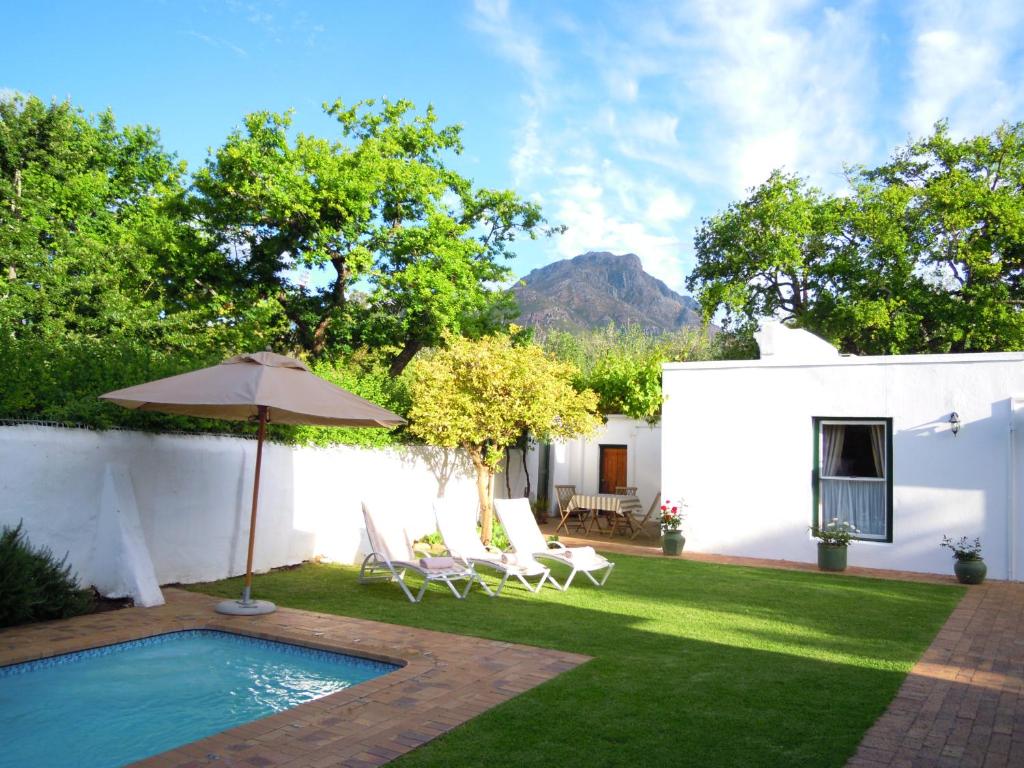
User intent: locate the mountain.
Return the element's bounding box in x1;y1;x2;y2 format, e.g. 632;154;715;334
512;251;703;333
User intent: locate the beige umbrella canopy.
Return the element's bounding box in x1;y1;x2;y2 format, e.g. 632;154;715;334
100;351;406;615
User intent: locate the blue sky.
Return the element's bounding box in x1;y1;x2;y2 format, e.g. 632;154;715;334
3;0;1023;293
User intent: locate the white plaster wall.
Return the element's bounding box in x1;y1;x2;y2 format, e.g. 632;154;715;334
0;425;478;592
661;353;1024;580
550;416;661;509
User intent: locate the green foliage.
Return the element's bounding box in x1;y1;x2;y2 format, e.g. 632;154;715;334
0;521;94;628
941;535;983;561
189;559;961;768
408;330;600;541
192;98;558;374
689;122;1024;354
810;519;858;548
542;324;714;421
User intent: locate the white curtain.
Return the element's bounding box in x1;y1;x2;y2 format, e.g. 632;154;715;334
869;425;885;478
821;478;886;536
821;425;845;476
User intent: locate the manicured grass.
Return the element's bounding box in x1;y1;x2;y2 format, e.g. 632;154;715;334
189;556;962;767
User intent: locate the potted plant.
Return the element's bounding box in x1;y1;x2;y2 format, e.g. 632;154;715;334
810;518;856;572
659;500;686;556
940;536;986;584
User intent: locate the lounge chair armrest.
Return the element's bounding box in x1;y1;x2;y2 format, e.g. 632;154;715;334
483;544;504;555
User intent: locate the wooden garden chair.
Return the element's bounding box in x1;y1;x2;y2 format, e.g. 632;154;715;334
555;484;586;534
628;491;662;540
614;486;638;496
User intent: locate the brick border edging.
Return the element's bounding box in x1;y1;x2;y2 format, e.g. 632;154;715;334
0;589;589;768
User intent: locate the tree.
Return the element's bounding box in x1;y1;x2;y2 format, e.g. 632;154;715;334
192;99;558;373
0;94;280;353
407;331;600;543
542;324;714;421
688;122;1024;354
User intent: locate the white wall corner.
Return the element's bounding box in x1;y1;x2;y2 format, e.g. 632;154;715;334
94;463;165;607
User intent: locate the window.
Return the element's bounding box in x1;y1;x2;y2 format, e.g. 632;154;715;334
813;418;892;542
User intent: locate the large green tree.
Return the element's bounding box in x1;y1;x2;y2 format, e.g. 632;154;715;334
193;99;556;374
407;331;600;543
688;122;1024;354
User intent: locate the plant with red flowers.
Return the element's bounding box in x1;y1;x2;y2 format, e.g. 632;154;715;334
659;499;685;531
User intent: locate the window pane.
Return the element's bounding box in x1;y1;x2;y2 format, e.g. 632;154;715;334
823;424;883;478
821;478;886;537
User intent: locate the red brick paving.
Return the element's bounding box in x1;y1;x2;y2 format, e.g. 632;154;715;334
846;582;1024;768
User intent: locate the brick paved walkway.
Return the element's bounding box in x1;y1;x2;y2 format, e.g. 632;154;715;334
0;589;588;767
846;582;1024;768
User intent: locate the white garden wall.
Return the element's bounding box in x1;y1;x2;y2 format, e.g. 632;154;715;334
662;342;1024;580
550;415;661;509
0;425;480;603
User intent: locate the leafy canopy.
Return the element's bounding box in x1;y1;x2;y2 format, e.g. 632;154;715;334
192;98;557;374
408;330;600;540
542;324;714;421
688;121;1024;354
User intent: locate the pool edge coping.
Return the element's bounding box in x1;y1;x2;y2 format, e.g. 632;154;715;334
0;588;591;768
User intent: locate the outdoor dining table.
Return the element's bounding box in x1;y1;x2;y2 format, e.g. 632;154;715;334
567;493;644;536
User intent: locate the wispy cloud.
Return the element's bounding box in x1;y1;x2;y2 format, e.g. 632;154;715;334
903;0;1024;138
471;0;1024;291
187;30;248;58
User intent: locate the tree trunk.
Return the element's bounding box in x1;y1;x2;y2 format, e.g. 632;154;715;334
388;339;423;377
504;447;512;497
521;445;531;498
469;449;495;545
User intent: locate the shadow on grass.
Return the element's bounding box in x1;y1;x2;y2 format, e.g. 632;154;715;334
187;557;962;768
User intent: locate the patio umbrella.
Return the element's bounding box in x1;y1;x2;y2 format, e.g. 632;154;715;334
100;351;406;615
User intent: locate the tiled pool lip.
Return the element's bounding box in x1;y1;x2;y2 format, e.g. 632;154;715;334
0;588;590;767
0;627;401;678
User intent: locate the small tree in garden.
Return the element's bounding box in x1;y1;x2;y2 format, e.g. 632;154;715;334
408;331;601;543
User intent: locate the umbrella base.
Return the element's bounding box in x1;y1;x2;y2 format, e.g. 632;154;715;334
214;598;277;616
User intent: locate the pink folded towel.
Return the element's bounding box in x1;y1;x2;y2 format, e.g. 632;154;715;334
500;552;518;565
420;556;457;570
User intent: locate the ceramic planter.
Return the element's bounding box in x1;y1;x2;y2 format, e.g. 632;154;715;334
954;558;987;584
661;529;685;556
817;543;848;572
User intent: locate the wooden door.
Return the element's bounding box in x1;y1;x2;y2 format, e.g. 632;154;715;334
599;445;627;494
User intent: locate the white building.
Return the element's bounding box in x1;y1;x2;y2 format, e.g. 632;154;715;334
546;415;661;510
661;323;1024;580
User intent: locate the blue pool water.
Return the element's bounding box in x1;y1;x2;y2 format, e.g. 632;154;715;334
0;629;398;768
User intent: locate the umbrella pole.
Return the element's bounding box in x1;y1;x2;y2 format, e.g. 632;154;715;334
241;405;267;604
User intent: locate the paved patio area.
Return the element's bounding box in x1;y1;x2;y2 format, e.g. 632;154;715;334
0;589;588;767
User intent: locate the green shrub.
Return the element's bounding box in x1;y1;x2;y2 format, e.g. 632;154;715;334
0;522;94;628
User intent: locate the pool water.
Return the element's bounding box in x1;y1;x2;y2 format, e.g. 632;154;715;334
0;629;398;768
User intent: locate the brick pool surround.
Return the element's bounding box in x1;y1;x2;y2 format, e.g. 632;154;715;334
0;588;590;768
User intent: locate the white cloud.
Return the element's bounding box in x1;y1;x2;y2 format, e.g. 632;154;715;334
904;0;1024;138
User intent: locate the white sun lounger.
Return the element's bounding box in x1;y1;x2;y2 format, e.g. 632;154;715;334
494;498;615;589
433;499;556;595
358;501;489;603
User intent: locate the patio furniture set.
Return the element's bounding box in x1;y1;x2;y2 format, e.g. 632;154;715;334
554;484;661;539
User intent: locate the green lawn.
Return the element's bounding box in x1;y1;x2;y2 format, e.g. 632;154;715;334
189;555;962;767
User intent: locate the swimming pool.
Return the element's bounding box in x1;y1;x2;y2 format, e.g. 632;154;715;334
0;629;398;768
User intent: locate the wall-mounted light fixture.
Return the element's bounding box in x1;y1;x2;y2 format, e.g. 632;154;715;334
949;411;961;436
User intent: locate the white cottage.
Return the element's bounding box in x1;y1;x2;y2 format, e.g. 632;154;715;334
661;323;1024;580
